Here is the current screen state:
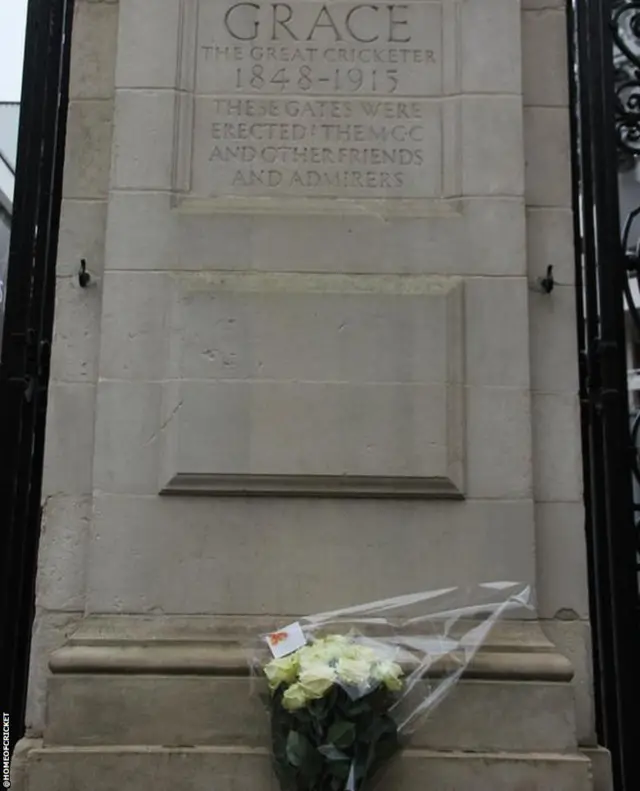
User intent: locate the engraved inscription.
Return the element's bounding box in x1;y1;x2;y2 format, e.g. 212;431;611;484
192;96;442;198
196;1;442;96
187;0;448;201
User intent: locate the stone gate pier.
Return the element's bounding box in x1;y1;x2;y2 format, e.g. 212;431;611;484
12;0;605;788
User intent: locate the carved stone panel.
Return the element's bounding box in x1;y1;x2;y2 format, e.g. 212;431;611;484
173;0;464;213
158;273;465;497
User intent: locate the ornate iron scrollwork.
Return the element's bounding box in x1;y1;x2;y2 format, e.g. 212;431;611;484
612;0;640;602
613;2;640;164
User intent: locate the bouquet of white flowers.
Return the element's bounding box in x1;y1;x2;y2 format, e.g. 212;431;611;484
253;582;532;791
263;633;404;791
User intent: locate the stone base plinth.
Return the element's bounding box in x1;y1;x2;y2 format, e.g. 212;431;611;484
12;616;596;791
13;744;593;791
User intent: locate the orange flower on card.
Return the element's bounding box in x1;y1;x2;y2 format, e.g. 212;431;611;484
269;631;289;647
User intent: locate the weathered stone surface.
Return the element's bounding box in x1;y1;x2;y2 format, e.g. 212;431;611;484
46;674;577;753
542;620;597;748
111;90;176;190
388;749;592;790
99;271;172;380
532;392;582;503
24;612;84;736
466;387;533;499
522;0;565;9
115;0;182;89
104;191;527;275
527;207;575;285
461;0;522;94
85;496;535;613
63;100;114;199
583;747;613;791
16;743;593;791
529;284;580;394
50;278;103;384
93;382;164;495
41;384;96;497
57;199;107;279
522;6;569;107
160;379;460;494
35;497;91;611
69;0;119;100
524;106;572;207
465;277;530;388
461;97;524;197
536;503;590;620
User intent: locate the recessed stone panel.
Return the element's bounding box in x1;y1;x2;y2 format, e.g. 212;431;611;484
158;273;464;496
173;0;470;211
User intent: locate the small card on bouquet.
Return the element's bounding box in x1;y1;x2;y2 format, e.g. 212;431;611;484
265;622;307;658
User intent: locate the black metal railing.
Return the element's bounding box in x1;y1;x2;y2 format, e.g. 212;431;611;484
0;0;74;754
613;2;640;609
568;1;640;789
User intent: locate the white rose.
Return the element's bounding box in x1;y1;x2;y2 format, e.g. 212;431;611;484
372;660;404;692
297;643;326;665
264;655;299;690
298;662;336;699
320;635;349;648
298;636;348;667
342;643;377;663
336;656;372;687
282;683;309;711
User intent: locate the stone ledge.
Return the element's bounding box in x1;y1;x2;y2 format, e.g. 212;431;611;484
13;742;594;791
161;473;465;499
49;616;574;682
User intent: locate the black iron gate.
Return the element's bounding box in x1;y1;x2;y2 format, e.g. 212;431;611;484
568;1;640;789
0;0;73;754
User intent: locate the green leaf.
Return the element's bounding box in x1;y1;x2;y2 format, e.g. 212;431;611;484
342;698;372;717
326;759;351;780
327;720;356;749
318;745;349;761
326;685;339;710
298;745;323;785
291;707;312;726
359;716;400;784
286;730;310;768
308;695;329;722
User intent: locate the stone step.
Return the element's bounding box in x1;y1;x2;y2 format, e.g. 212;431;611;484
14;743;593;791
45;675;577;753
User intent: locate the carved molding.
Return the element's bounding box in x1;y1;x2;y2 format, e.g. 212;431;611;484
160;472;464;498
50;616;573;683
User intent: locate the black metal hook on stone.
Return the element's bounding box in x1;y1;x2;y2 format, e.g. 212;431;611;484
78;259;91;288
538;265;555;294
